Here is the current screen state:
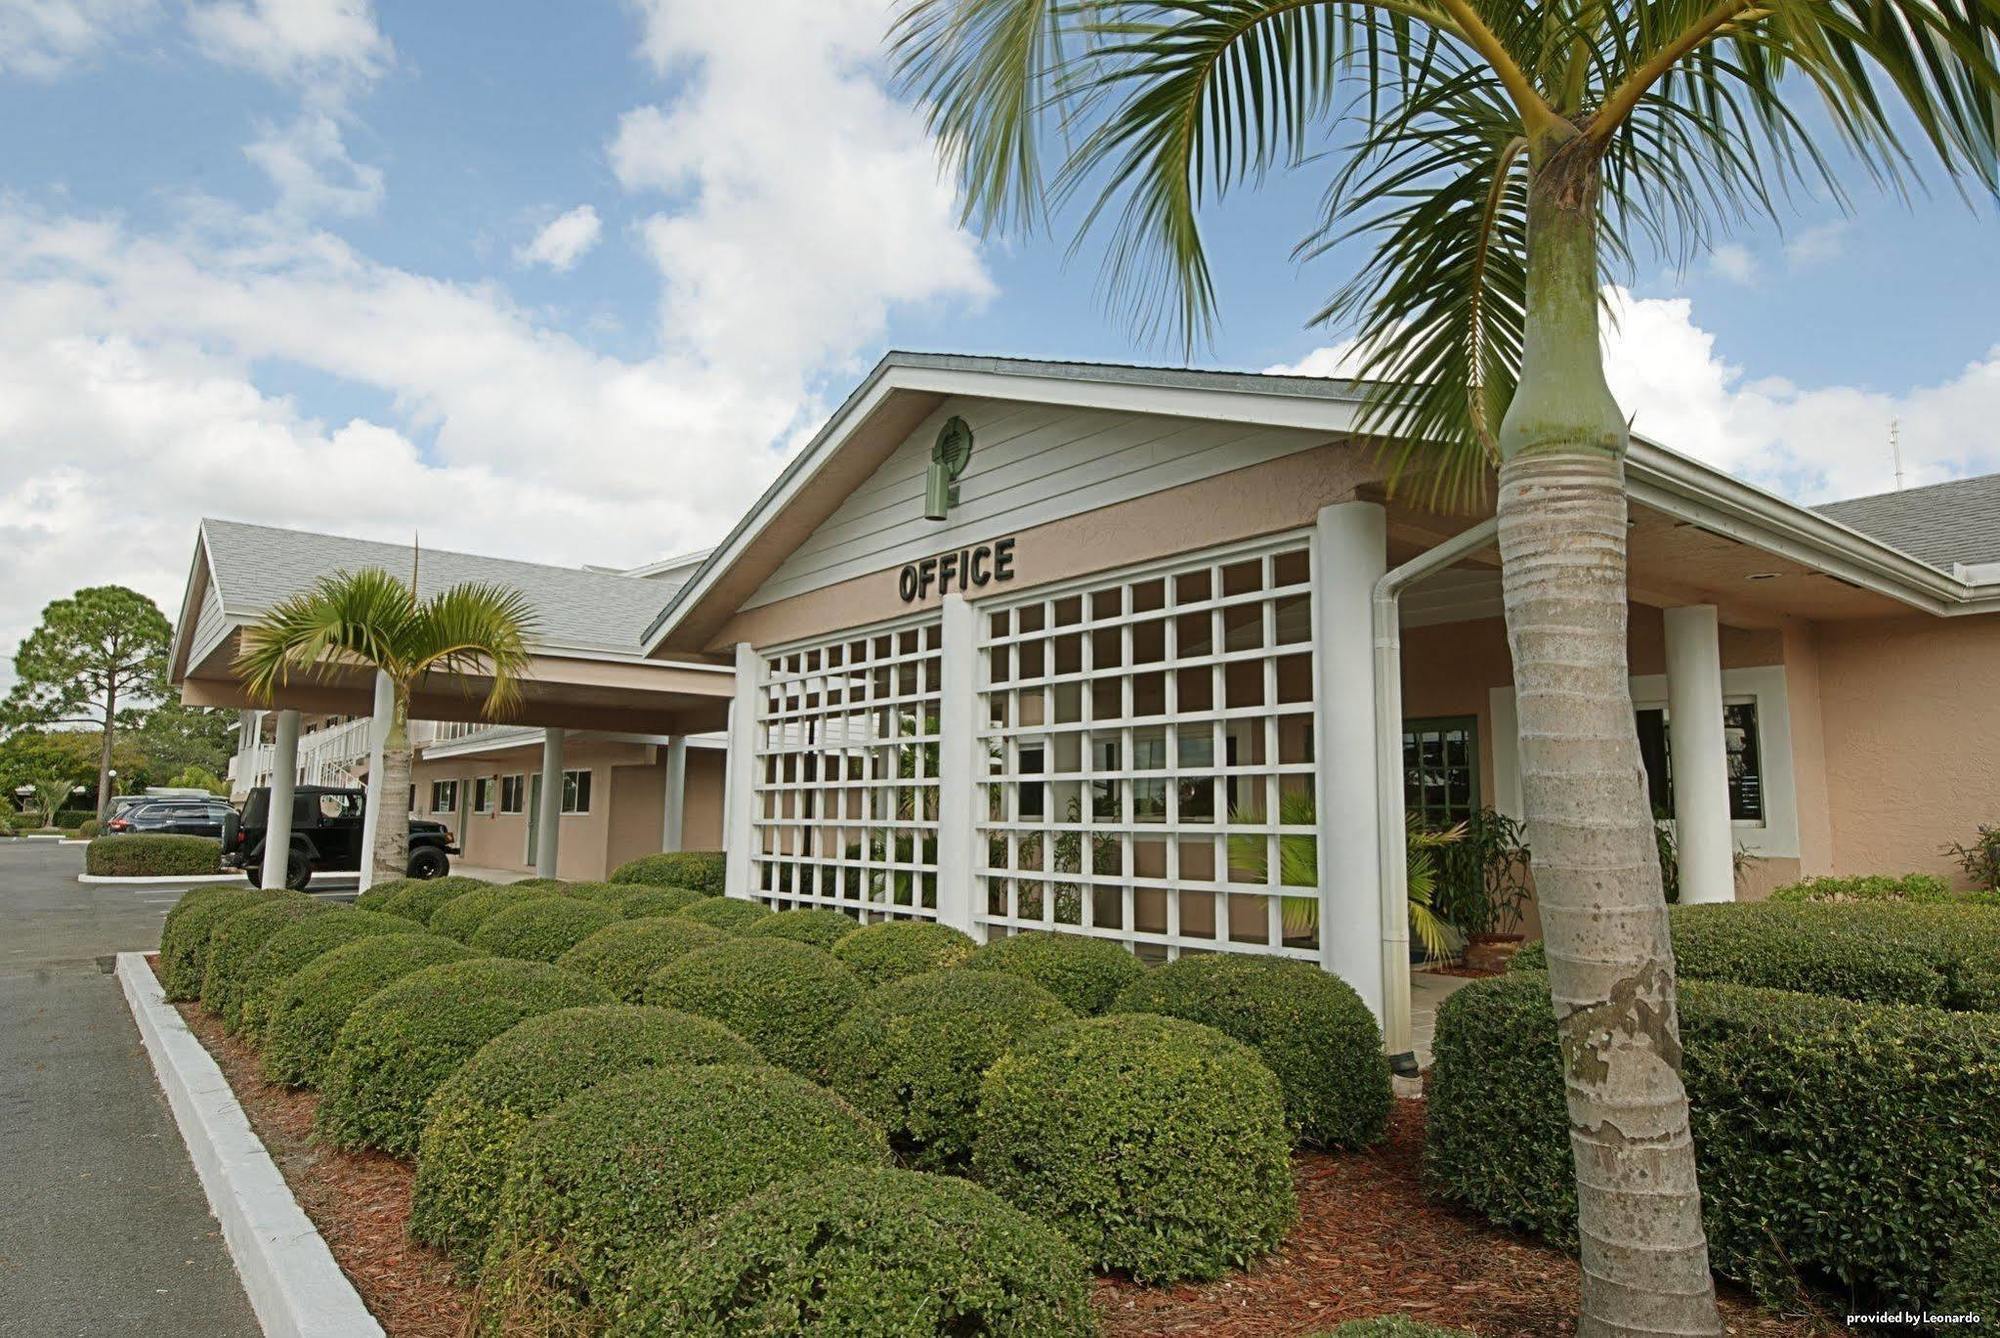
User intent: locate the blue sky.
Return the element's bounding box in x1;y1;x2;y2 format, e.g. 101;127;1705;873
0;0;1996;668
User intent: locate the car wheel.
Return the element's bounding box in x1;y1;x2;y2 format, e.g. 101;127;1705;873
406;847;449;880
285;848;313;891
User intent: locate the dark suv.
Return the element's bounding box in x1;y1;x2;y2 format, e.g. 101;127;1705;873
107;797;239;839
222;785;458;890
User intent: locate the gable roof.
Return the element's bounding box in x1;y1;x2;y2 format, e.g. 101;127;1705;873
194;518;696;661
1814;472;2000;573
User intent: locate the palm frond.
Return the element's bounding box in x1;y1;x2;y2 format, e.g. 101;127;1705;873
408;583;540;719
234;567;417;703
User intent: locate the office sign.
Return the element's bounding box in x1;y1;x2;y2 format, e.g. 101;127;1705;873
898;537;1016;604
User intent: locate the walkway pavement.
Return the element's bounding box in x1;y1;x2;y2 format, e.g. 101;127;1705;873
1410;968;1475;1071
0;842;259;1336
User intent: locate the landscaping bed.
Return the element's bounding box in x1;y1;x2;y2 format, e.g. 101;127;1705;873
154;956;1826;1338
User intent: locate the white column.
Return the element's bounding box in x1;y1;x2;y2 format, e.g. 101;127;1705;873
1311;502;1390;1020
932;594;978;935
723;643;759;900
535;727;565;879
660;735;688;854
355;671;395;893
1665;604;1735;904
261;709;301;890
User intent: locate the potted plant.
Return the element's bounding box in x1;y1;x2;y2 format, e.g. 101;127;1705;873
1430;808;1533;972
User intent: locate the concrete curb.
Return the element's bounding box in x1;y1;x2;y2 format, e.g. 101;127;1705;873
82;872;249;885
117;952;384;1338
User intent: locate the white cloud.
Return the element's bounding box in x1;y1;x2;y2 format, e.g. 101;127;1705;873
186;0;389;102
516;205;603;272
1272;290;2000;506
0;0;155;77
610;0;992;379
1708;242;1760;285
243;112;383;218
1784;220;1848;269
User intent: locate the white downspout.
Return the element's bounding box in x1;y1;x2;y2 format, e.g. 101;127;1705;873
1372;517;1498;1073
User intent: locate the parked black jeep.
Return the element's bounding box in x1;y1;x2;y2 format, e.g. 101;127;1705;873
222;785;458;890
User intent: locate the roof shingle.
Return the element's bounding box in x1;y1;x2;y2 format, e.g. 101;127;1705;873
1813;472;2000;572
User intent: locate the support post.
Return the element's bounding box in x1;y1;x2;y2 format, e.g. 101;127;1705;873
933;594;978;935
356;671;395;893
1664;604;1735;904
535;727;565;879
261;709;300;891
723;643;759;901
660;735;688;854
1312;503;1389;1024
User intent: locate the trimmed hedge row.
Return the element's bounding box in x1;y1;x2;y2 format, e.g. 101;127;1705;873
1768;872;1958;903
87;833;221;877
468;896;618;963
200;897;332;1030
1510;900;2000;1011
831;919;977;987
317;958;608;1156
826;969;1071;1170
232;910;422;1033
159;887;295;1000
744;907;862;952
610;1166;1097;1337
1113;954;1391;1149
973;1012;1296;1284
409;1005;757;1262
555;917;728;1002
1427;970;2000;1309
644;937;861;1077
261;932;480;1087
608;850;726;894
965;931;1144;1015
478;1063;887;1332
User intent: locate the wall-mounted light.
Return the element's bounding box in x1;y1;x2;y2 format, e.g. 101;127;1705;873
925;416;974;521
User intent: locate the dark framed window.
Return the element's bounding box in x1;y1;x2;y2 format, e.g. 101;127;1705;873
430;779;459;813
472;777;494;814
499;775;524;814
561;769;592;814
1403;716;1478;825
1636;702;1765;823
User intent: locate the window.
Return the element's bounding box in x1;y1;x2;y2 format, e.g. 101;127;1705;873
430;779;459;813
472;777;493;814
978;537;1318;962
1403;717;1479;826
752;618;944;917
561;769;592;814
317;792;362;821
409;784;417;812
499;774;524;814
1637;702;1765;823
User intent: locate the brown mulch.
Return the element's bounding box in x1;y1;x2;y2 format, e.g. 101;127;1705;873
1093;1102;1835;1338
154;955;1834;1338
148;955;470;1338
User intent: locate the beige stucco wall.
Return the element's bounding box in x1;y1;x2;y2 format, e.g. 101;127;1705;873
410;737;727;880
1813;610;2000;883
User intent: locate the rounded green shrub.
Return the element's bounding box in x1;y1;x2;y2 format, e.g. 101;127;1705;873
260;932;478;1087
86;832;220;877
159;883;251;953
354;876;417;912
615;886;712;919
233;909;422;1033
611;1165;1096;1337
973;1012;1296;1283
551;880;625;904
1113;954;1391;1148
409;1004;757;1262
479;1063;887;1332
678;896;771;933
1937;1220;2000;1316
554;917;729;1002
428;885;546;943
468;897;618;963
317;958;609;1155
159;887;294;1000
644;938;861;1076
825;969;1070;1170
964;931;1144;1015
831;920;977;987
743;907;862;952
201;898;334;1028
370;875;495;926
506;877;568;893
608;850;725;894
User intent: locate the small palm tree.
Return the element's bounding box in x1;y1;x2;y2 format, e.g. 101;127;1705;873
894;4;1999;1329
235;562;536;884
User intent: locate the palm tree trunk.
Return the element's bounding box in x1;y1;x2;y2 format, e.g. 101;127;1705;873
372;691;413;884
1496;143;1721;1338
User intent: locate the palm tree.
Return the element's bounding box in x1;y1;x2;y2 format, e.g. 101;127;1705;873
891;4;2000;1332
235;562;536;884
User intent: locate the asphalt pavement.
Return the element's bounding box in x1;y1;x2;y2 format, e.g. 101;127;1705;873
0;840;261;1336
